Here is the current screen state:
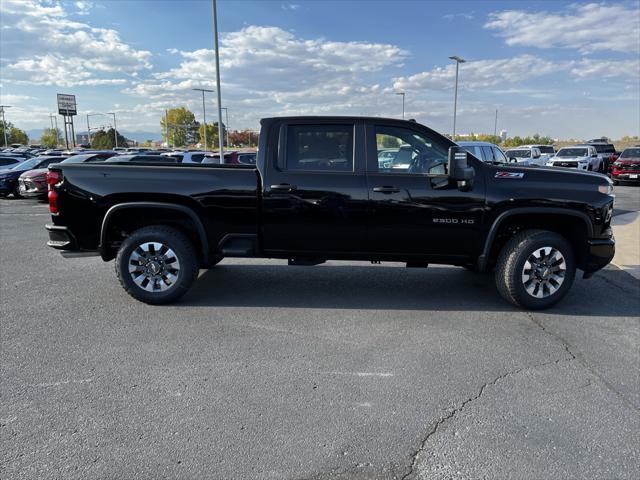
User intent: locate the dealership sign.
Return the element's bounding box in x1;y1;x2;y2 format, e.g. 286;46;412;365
57;94;77;116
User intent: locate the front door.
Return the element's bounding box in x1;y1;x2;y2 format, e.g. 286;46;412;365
365;123;486;259
261;121;369;256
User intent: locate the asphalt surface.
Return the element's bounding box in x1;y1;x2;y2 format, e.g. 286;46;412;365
1;187;639;480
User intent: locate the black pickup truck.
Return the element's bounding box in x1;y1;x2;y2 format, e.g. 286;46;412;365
45;117;615;309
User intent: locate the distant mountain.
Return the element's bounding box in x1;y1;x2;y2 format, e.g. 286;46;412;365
26;129;162;144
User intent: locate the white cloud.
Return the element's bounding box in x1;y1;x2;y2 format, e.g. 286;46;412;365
485;2;640;53
0;0;151;86
392;55;562;91
571;58;640;79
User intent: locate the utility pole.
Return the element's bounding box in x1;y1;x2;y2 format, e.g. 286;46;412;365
395;92;405;119
448;56;466;140
0;105;11;147
493;109;498;138
193;88;214;149
212;0;224;161
86;114;91;146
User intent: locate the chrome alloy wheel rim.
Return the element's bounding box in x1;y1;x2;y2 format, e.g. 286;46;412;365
128;242;180;292
521;246;567;298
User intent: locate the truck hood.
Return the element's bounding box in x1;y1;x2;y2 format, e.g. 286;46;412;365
488;163;610;185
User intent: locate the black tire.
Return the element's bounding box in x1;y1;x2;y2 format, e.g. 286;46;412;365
115;225;199;304
495;229;576;310
12;184;22;199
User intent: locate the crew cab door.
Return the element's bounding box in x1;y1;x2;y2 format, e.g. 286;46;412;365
261;120;368;255
365;122;486;258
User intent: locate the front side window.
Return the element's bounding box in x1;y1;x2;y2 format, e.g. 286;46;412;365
375;125;448;174
190;153;205;163
493;147;508;163
285;124;353;172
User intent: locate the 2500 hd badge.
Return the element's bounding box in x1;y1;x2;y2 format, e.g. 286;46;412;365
432;218;476;224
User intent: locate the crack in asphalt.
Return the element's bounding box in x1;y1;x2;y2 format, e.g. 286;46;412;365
527;312;639;413
400;354;573;480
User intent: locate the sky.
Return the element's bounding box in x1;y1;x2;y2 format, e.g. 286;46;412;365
0;0;639;140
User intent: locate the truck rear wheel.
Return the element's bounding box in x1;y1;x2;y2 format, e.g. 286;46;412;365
495;229;576;309
115;225;199;304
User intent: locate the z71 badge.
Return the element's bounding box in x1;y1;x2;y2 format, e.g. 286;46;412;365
495;171;525;179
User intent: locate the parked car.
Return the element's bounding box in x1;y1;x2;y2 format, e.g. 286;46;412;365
609;147;640;185
547;146;602;171
0;156;25;168
18;152;118;199
0;156;67;197
46;116;614;310
521;144;555;162
104;154;179;163
161;151;213;163
581;140;618;172
457;141;510;164
504;147;546;166
202;150;257;165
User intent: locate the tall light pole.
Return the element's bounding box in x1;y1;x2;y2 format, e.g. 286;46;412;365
212;0;224;160
221;107;229;146
493;109;498;138
395;92;405;119
193;88;214;149
448;55;465;140
107;112;118;148
0;105;11;147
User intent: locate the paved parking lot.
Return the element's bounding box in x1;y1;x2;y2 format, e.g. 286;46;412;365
1;187;639;479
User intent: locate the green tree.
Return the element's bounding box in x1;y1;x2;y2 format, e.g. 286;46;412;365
198;122;226;149
161;107;199;147
0;121;29;146
40;128;62;148
90;128;128;149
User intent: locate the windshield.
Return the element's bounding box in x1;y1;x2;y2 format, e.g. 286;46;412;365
592;144;615;153
506;149;530;158
61;154;96;164
557;148;588;157
620;148;640;158
11;158;37;170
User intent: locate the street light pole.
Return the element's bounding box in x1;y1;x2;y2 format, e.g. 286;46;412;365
395;92;405;119
448;56;466;140
193;88;214;149
494;109;498;138
0;105;11;147
212;0;224;161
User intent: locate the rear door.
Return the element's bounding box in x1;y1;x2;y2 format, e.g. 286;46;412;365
365;122;486;259
261;120;368;255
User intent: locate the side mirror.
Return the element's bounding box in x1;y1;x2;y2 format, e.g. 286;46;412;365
448;146;475;189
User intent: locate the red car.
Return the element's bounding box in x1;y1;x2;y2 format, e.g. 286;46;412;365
18;151;116;198
609;147;640;185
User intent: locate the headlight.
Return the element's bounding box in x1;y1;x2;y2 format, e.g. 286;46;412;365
598;184;613;195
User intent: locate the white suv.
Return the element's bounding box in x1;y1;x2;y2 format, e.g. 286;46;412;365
504;146;545;166
547;146;602;171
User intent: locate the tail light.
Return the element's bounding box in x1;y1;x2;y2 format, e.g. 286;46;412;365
47;170;63;214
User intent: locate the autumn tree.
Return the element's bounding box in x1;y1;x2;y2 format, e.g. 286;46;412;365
160;107;200;147
40;128;62;148
228;129;258;147
198;122;226;149
0;121;29;146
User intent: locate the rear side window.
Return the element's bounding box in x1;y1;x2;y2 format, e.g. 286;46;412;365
190;154;204;163
285;124;353;172
481;146;494;161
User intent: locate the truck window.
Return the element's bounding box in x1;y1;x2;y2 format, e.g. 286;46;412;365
191;153;205;163
375;125;448;174
285;124;353;172
481;146;494;161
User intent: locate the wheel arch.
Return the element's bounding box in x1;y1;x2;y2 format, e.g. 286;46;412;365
479;208;593;271
100;202;210;264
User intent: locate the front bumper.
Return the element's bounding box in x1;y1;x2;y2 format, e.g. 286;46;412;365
18;178;47;197
584;230;615;275
610;171;640;181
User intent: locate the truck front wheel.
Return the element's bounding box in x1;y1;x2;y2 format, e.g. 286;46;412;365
115;225;199;304
495;229;576;309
